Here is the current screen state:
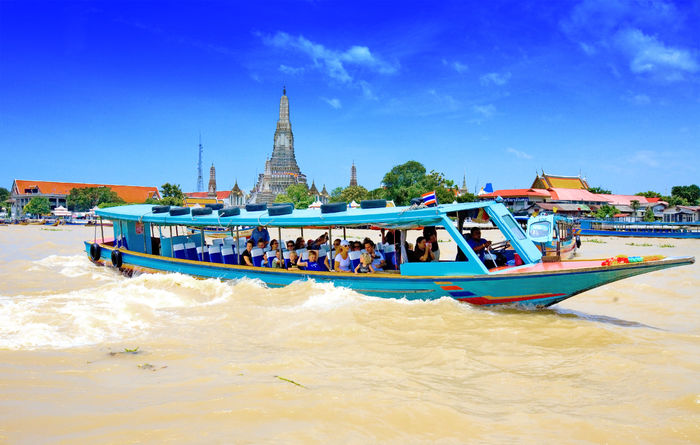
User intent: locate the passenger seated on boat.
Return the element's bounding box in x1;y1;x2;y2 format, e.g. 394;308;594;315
297;250;324;272
334;240;352;272
354;253;375;274
295;237;306;250
423;226;440;261
286;240;296;252
288;251;300;269
333;238;342;250
250;226;270;248
414;236;435;262
352;241;363;252
309;232;329;249
269;239;280;252
257;239;267;251
240;240;254;266
363;238;386;271
403;241;418;262
271;250;285;269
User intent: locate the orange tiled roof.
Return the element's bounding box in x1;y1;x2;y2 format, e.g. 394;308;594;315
13;180;160;202
185;191;232;199
480;188;551;199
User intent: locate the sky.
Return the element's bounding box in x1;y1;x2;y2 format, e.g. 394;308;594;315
1;0;699;196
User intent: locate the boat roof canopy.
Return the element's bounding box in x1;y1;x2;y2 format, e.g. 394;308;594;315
95;202;494;229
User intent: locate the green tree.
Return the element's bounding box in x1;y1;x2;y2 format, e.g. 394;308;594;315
367;187;388;200
23;196;51;216
671;184;700;205
595;204;618;219
382;160;428;205
664;195;689;207
636;191;662;198
589;186;612;194
159;183;184;206
329;187;344;202
0;187;9;212
66;187;124;211
275;184;314;209
98;202;129;208
424;170;459;204
643;206;655;222
381;161;465;206
340;185;369;203
630;200;641;221
455;192;478;203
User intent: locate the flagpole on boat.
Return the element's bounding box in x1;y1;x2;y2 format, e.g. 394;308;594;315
278;226;283;263
235;225;240;265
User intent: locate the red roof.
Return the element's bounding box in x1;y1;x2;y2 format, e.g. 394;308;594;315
480;188;550;199
13;180;160;202
185;191;232;199
547;188;610;202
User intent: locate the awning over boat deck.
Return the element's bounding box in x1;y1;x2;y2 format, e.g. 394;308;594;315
95;202;499;229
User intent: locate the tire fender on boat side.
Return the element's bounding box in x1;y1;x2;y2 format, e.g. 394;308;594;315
576;236;581;248
89;243;101;262
111;249;123;268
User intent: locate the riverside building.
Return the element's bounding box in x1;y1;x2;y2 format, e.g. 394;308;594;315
9;180;160;218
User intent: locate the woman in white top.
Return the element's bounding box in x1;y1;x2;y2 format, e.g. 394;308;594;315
334;240;352;272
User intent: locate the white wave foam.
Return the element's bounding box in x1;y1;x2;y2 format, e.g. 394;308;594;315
0;273;239;350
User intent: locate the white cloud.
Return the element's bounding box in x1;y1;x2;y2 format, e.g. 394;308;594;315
321;97;342;109
561;1;697;82
613;28;699;81
279;64;304;75
622;91;651;105
506;147;533;159
631;150;659;167
359;80;377;100
442;59;469;74
263;32;397;84
428;89;460;110
472;104;496;118
480;72;511;86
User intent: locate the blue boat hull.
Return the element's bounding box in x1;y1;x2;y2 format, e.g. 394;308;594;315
85;242;693;308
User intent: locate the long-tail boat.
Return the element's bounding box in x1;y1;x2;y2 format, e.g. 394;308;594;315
525;213;580;260
83;201;694;308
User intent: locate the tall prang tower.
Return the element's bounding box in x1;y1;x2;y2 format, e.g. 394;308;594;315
251;87;307;203
350;162;357;187
208;163;217;197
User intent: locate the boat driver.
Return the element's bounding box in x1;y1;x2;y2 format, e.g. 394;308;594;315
466;227;491;260
467;228;507;267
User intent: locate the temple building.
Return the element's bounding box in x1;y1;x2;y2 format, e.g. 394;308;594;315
250;88;307;203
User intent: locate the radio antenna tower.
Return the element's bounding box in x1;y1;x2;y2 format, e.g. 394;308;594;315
196;133;204;192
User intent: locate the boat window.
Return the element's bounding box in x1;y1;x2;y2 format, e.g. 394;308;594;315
502;214;527;240
528;221;551;238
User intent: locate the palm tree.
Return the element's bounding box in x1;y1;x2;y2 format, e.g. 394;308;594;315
630;200;640;222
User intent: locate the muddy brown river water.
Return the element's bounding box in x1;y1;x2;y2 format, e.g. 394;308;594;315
0;225;698;444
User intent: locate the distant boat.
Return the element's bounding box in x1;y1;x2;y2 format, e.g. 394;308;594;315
525;213;580;260
579;219;700;239
83;201;694;309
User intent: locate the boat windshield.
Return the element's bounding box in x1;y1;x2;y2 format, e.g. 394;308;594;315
528;221;551;239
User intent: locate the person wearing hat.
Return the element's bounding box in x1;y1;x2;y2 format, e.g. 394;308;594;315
334;240;352;272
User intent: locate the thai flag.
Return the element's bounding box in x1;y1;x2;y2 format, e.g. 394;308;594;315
421;191;438;207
